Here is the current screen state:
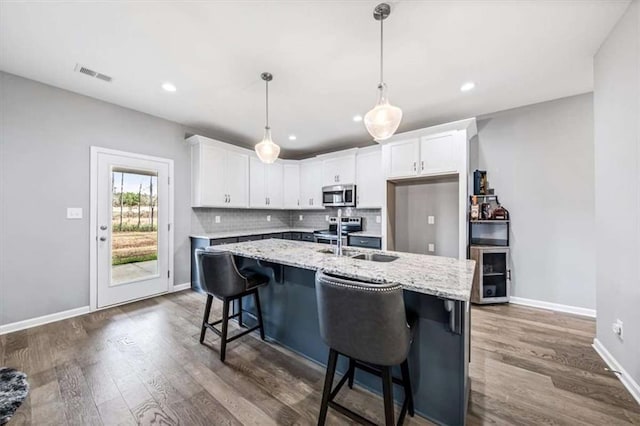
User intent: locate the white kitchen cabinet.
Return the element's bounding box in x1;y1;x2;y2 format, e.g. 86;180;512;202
321;154;356;186
356;148;383;208
388;138;420;178
283;163;301;209
190;136;249;208
419;133;461;175
300;159;324;209
249;157;283;208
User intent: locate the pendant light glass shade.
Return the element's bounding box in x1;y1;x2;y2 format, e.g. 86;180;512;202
255;126;280;164
364;83;403;141
255;72;281;163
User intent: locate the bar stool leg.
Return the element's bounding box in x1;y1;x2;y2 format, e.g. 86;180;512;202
381;366;395;426
347;358;356;389
401;360;414;417
220;298;230;362
318;349;338;426
238;298;243;328
200;295;213;343
254;289;266;340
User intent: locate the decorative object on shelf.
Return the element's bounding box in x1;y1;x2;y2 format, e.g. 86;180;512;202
364;3;403;142
470;195;480;220
473;170;487;195
480;201;492;220
492;204;509;220
255;72;281;164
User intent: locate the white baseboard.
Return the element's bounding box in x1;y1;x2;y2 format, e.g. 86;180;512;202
509;296;596;318
0;306;90;335
593;338;640;405
172;282;191;292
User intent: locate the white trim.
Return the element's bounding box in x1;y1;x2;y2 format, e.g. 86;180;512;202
89;146;175;311
172;282;191;292
593;338;640;405
0;306;90;335
509;296;596;318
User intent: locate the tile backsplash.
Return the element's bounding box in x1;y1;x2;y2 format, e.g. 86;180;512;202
192;207;382;235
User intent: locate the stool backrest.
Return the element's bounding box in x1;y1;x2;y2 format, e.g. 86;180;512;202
315;271;412;366
195;249;247;298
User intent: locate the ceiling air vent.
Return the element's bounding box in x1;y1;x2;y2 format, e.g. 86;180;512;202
74;63;112;83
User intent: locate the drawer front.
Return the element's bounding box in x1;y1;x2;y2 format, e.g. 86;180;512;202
237;235;263;242
263;233;284;239
301;233;315;242
348;236;381;249
288;232;302;240
209;237;239;246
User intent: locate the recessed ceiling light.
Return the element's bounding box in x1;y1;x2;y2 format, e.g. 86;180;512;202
353;115;363;122
288;135;297;141
162;82;177;92
460;81;475;92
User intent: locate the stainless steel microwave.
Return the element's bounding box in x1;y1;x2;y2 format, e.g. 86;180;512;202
322;184;356;207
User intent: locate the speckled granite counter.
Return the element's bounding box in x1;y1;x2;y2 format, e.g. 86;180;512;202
207;238;475;301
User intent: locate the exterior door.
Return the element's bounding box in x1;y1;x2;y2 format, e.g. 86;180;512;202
94;149;172;308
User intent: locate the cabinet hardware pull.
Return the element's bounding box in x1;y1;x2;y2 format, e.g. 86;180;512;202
421;161;424;171
413;162;416;171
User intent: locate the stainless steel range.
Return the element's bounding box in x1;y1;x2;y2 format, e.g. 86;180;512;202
313;216;362;245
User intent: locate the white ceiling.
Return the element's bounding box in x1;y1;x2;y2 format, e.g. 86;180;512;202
0;1;630;157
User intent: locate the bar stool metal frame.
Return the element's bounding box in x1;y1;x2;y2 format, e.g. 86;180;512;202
315;271;415;426
195;248;268;362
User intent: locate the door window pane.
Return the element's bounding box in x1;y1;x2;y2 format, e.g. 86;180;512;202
110;168;159;285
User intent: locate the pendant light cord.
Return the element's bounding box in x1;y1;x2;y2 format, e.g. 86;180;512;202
265;79;270;129
380;15;384;85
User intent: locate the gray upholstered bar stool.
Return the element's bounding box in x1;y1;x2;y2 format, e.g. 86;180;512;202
195;248;269;362
315;271;415;426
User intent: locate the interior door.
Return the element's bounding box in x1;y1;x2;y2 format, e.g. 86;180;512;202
96;151;171;308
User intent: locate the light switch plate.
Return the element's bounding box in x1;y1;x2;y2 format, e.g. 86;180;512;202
267;215;271;222
428;243;435;252
428;216;435;225
376;216;381;224
66;207;83;219
215;216;221;224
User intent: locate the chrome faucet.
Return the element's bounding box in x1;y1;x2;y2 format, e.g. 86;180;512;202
336;209;343;256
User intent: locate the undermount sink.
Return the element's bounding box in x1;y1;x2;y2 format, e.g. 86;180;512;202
351;253;399;263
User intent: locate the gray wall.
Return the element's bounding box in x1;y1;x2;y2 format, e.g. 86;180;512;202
394;179;459;257
476;93;596;309
0;72;193;325
594;0;639;384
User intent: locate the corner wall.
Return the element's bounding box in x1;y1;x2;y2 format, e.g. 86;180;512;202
593;0;640;389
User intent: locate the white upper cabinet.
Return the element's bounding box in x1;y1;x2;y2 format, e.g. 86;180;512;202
388;138;420;178
356;148;383;208
419;133;461;175
189;135;249;208
249;157;283;208
300;159;324;209
283;163;301;209
321;153;356;186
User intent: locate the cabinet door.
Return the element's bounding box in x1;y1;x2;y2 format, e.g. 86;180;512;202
388;139;420;178
198;143;227;206
322;155;356;186
419;133;461;175
249;156;267;207
300;160;323;209
226;150;249;207
356;150;383;208
283;163;300;209
266;162;284;208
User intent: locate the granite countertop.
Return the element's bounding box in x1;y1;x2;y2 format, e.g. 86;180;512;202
207;239;475;301
191;227;319;240
348;231;382;238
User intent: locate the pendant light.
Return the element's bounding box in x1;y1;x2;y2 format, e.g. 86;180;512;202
255;72;281;164
364;3;403;142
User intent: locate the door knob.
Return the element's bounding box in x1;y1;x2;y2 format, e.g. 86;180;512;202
100;225;108;230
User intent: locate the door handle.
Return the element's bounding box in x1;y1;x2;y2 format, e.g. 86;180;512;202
100;225;108;231
99;236;107;242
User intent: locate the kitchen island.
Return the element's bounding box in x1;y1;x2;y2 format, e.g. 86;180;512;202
207;239;476;426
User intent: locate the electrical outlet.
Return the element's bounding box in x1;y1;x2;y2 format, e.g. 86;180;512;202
299;215;303;221
66;207;83;219
215;216;221;224
376;215;381;224
612;319;623;340
428;215;435;225
428;243;435;252
325;215;330;221
267;215;271;222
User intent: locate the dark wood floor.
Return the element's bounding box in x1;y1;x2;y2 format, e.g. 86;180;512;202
1;290;638;425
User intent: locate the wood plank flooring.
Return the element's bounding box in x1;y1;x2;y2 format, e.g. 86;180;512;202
1;290;638;425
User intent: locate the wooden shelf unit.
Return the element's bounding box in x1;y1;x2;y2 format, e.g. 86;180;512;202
470;246;511;304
